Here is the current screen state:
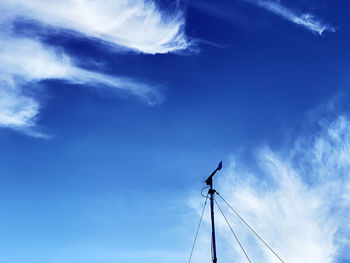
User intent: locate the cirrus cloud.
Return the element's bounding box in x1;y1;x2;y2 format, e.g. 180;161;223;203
0;33;163;137
0;0;191;54
0;0;188;137
247;0;336;35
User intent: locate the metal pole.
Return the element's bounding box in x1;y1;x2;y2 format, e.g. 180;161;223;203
209;181;218;263
205;161;222;263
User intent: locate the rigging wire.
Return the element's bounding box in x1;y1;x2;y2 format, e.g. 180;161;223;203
216;193;285;263
188;194;209;263
201;186;210;198
214;198;253;263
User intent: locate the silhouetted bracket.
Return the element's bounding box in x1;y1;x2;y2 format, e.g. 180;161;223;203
205;161;222;186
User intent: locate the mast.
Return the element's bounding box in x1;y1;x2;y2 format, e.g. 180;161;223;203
205;161;222;263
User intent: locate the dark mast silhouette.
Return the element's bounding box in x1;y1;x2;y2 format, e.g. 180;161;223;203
187;161;285;263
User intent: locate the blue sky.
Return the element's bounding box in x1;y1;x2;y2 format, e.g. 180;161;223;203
0;0;350;263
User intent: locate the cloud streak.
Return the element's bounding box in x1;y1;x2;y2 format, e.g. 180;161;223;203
247;0;335;35
0;0;191;54
0;34;162;136
1;34;162;103
0;0;184;136
0;76;42;136
190;115;350;263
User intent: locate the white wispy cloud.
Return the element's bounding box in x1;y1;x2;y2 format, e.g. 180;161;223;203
190;115;350;263
0;75;42;137
0;34;163;103
0;34;162;136
0;0;191;54
0;0;185;136
247;0;335;35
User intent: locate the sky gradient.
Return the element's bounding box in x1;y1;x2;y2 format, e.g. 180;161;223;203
0;1;350;263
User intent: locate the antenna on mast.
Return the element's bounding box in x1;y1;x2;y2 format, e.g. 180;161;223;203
205;161;222;263
188;160;285;263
